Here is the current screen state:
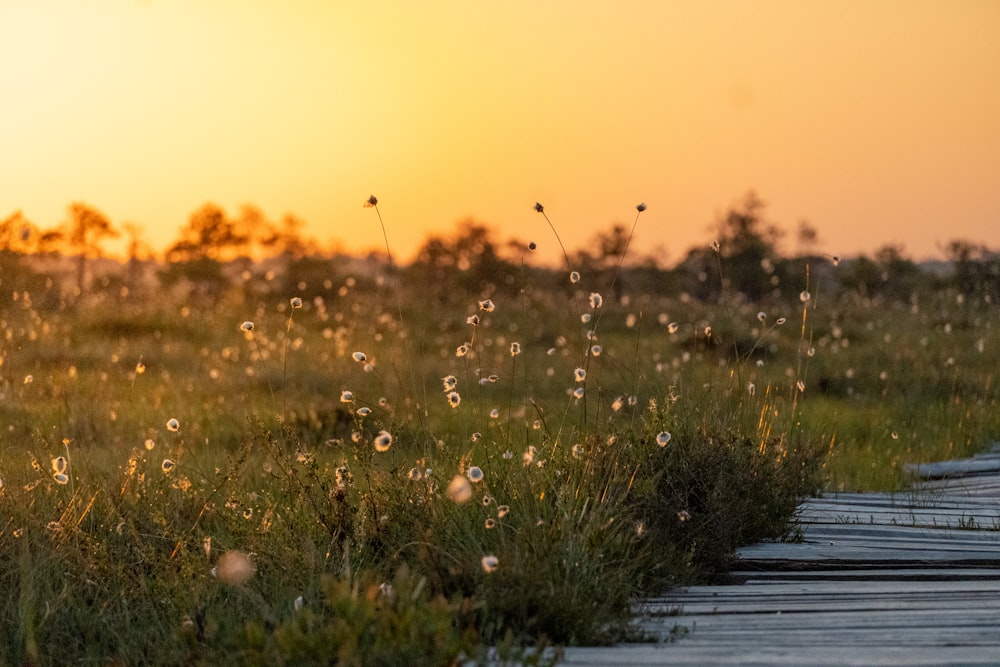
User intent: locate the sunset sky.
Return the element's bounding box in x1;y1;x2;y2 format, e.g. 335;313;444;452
2;1;999;265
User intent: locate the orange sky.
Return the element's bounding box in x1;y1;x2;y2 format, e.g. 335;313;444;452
2;1;999;265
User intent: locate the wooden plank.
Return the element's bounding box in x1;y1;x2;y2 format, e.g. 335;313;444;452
644;579;1000;613
914;474;1000;497
560;645;1000;667
567;449;1000;666
727;567;1000;582
793;493;1000;528
904;445;1000;479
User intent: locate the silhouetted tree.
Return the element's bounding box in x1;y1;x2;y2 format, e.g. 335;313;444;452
162;203;244;295
714;191;784;300
0;211;40;254
840;244;924;300
167;203;245;262
676;191;785;301
63;202;118;294
410;222;516;300
120;222;154;293
944;240;1000;301
576;224;632;300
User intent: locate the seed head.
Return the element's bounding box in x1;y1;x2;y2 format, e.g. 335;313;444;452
478;299;495;312
215;550;256;585
161;459;176;473
636;202;647;212
290;297;303;309
481;554;499;573
533;202;544;213
364;195;378;207
446;474;472;503
51;456;67;475
240;321;254;332
373;430;393;452
656;431;672;447
352;351;367;363
166;418;180;432
467;466;484;483
446;391;461;408
509;342;521;356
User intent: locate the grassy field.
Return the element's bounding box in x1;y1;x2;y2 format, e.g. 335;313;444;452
1;240;997;664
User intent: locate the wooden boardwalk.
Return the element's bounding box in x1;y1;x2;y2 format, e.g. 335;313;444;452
560;445;1000;665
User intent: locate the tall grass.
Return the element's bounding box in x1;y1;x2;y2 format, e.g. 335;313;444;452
0;220;996;663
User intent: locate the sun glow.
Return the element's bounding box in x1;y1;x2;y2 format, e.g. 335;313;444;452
2;1;998;264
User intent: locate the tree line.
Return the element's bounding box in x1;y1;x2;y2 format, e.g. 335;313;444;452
2;194;998;304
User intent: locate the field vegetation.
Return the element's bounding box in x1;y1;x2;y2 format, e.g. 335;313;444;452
1;194;998;664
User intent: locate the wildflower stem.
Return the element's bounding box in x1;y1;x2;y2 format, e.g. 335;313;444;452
535;205;574;273
368;200;428;449
609;207;644;298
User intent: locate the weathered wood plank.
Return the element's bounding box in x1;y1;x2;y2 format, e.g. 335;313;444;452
904;444;1000;479
727;567;1000;582
560;644;1000;667
915;474;1000;497
793;493;1000;528
644;579;1000;614
562;448;1000;666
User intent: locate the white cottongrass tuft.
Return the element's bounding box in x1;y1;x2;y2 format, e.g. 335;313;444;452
446;391;461;408
352;351;367;363
574;368;586;382
569;271;581;284
166;418;180;432
340;390;354;402
161;459;176;473
373;430;393;452
240;321;254;332
509;342;521;356
467;466;484;483
588;292;603;309
481;554;499;573
655;431;672;447
214;550;256;586
51;456;67;475
478;299;495;312
446;474;472;503
290;297;303;309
